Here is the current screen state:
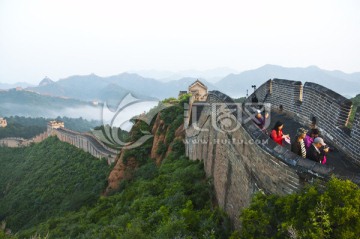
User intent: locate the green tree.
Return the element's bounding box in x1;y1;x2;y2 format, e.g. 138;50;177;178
240;177;360;239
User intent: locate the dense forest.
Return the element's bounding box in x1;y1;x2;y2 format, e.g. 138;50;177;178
0;116;101;139
236;178;360;239
0;137;111;233
17;150;231;238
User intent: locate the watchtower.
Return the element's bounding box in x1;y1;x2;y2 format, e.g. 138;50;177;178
188;79;208;102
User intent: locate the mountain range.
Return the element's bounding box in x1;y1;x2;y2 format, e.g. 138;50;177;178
0;89;100;118
216;65;360;98
129;67;239;83
17;65;360;100
25;74;217;102
0;82;35;90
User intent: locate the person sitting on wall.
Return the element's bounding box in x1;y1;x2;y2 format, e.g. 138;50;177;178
307;137;329;164
304;128;320;150
253;109;269;130
270;121;290;146
291;128;307;158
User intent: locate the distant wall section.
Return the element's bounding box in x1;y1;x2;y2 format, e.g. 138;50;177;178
0;126;119;164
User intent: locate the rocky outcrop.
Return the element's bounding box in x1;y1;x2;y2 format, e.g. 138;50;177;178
150;114;167;164
105;111;186;195
175;123;185;138
105;151;137;194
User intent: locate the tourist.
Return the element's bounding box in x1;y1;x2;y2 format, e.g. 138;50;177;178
253;110;269;130
291;128;307;158
304;128;320;150
307;137;329;164
270;121;290;146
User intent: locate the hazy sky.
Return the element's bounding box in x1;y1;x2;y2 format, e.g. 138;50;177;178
1;0;360;84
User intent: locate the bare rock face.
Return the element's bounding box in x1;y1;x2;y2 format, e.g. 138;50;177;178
153;134;166;165
105;112;186;195
164;123;185;158
105;151;137;194
175;123;185;138
150;114;167;164
151;114;161;135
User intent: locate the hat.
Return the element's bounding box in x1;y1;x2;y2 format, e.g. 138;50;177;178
314;137;326;146
297;128;308;135
256;110;261;114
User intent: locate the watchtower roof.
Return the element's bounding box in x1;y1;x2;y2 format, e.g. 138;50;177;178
188;79;208;90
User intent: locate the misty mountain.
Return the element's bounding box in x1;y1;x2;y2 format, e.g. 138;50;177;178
105;75;218;98
0;89;100;119
0;82;35;90
27;73;217;101
130;67;239;83
216;65;360;98
38;76;55;86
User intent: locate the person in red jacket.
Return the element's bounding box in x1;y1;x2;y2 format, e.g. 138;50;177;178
270;121;289;146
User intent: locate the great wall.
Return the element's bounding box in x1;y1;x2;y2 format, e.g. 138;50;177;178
0;121;119;164
185;78;360;228
1;78;359;229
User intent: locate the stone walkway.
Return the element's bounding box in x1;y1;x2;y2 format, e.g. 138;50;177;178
269;111;360;182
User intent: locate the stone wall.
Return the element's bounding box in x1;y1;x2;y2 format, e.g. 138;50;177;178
0;127;119;164
0;138;27;147
252;79;272;103
186;91;333;229
49;128;119;164
248;79;360;165
270;79;302;114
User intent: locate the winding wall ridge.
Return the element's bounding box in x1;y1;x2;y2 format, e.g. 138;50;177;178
48;127;119;163
0;127;119;164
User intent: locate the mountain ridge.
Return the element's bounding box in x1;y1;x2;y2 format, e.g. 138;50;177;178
216;64;360;97
1;65;359;101
26;73;217;101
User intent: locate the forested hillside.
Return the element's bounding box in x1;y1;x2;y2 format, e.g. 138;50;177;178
1;94;233;238
236;178;360;239
18;151;231;238
0;137;110;232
